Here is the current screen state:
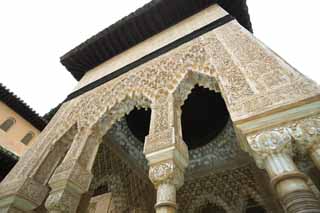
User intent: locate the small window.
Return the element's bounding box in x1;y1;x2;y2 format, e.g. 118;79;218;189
0;117;16;132
21;131;35;145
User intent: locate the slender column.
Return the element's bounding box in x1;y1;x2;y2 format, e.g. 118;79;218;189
45;127;102;213
291;117;320;170
144;95;188;213
245;129;320;213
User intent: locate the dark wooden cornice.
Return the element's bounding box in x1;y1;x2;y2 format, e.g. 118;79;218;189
61;0;252;80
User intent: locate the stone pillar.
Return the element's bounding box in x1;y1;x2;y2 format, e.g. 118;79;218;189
246;129;320;213
45;127;102;213
144;95;189;213
290;116;320;170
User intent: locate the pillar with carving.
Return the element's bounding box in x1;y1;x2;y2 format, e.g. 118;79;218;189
245;128;320;213
290;116;320;170
45;127;102;213
144;95;189;213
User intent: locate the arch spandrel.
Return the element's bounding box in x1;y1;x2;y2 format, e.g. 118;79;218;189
62;17;320;130
203;20;320;122
63;37;219;131
1;4;320;212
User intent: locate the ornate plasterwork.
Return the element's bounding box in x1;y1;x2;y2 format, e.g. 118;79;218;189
243;114;320;168
99;118;246;177
207;22;320;121
45;127;102;212
29;18;319;146
90;141;155;212
187;120;245;173
1;11;320;212
149;160;184;188
290;114;320;154
246;128;292;168
91;138;282;213
105;118;148;171
177;165;275;213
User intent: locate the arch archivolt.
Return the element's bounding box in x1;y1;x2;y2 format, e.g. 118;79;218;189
57;25;313;138
52;36;220;139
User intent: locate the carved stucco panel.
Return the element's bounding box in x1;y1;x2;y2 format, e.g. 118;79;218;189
290;114;320;153
242;114;320;169
209;21;320;121
36;19;319;142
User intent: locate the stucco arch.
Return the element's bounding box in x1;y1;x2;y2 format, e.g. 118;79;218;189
95;93;152;137
172;70;220;107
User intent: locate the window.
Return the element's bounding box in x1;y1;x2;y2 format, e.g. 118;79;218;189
21;131;35;145
0;117;16;132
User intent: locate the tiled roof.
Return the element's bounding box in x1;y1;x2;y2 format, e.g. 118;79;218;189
0;83;47;130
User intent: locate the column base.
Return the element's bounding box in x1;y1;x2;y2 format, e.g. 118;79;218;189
271;172;320;213
155;206;176;213
155;201;177;209
282;189;320;213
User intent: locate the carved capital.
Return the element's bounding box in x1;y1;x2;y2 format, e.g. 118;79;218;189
149;160;184;189
45;188;81;213
290;116;320;154
246;128;292;168
49;161;93;194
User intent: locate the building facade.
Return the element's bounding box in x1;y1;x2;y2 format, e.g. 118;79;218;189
0;1;320;213
0;84;46;181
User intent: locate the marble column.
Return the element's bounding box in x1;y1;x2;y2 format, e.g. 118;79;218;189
45;127;102;213
144;95;189;213
291;117;320;170
246;129;320;213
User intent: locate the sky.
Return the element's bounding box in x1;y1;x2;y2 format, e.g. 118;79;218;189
0;0;319;115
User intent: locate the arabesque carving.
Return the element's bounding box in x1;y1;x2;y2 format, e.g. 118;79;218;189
246;128;292;168
1;7;320;212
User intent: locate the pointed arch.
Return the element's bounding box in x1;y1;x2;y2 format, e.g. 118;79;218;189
95;92;152;137
172;71;220;108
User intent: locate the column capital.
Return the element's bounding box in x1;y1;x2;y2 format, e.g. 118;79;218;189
290;115;320;154
246;128;293;169
149;160;185;189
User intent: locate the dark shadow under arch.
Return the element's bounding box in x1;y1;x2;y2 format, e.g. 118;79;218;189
126;85;229;149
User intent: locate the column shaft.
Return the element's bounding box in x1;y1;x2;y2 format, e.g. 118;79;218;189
155;183;177;213
144;95;188;213
45;128;101;213
265;153;320;213
310;146;320;170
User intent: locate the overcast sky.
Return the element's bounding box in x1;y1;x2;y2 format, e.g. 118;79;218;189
0;1;319;115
